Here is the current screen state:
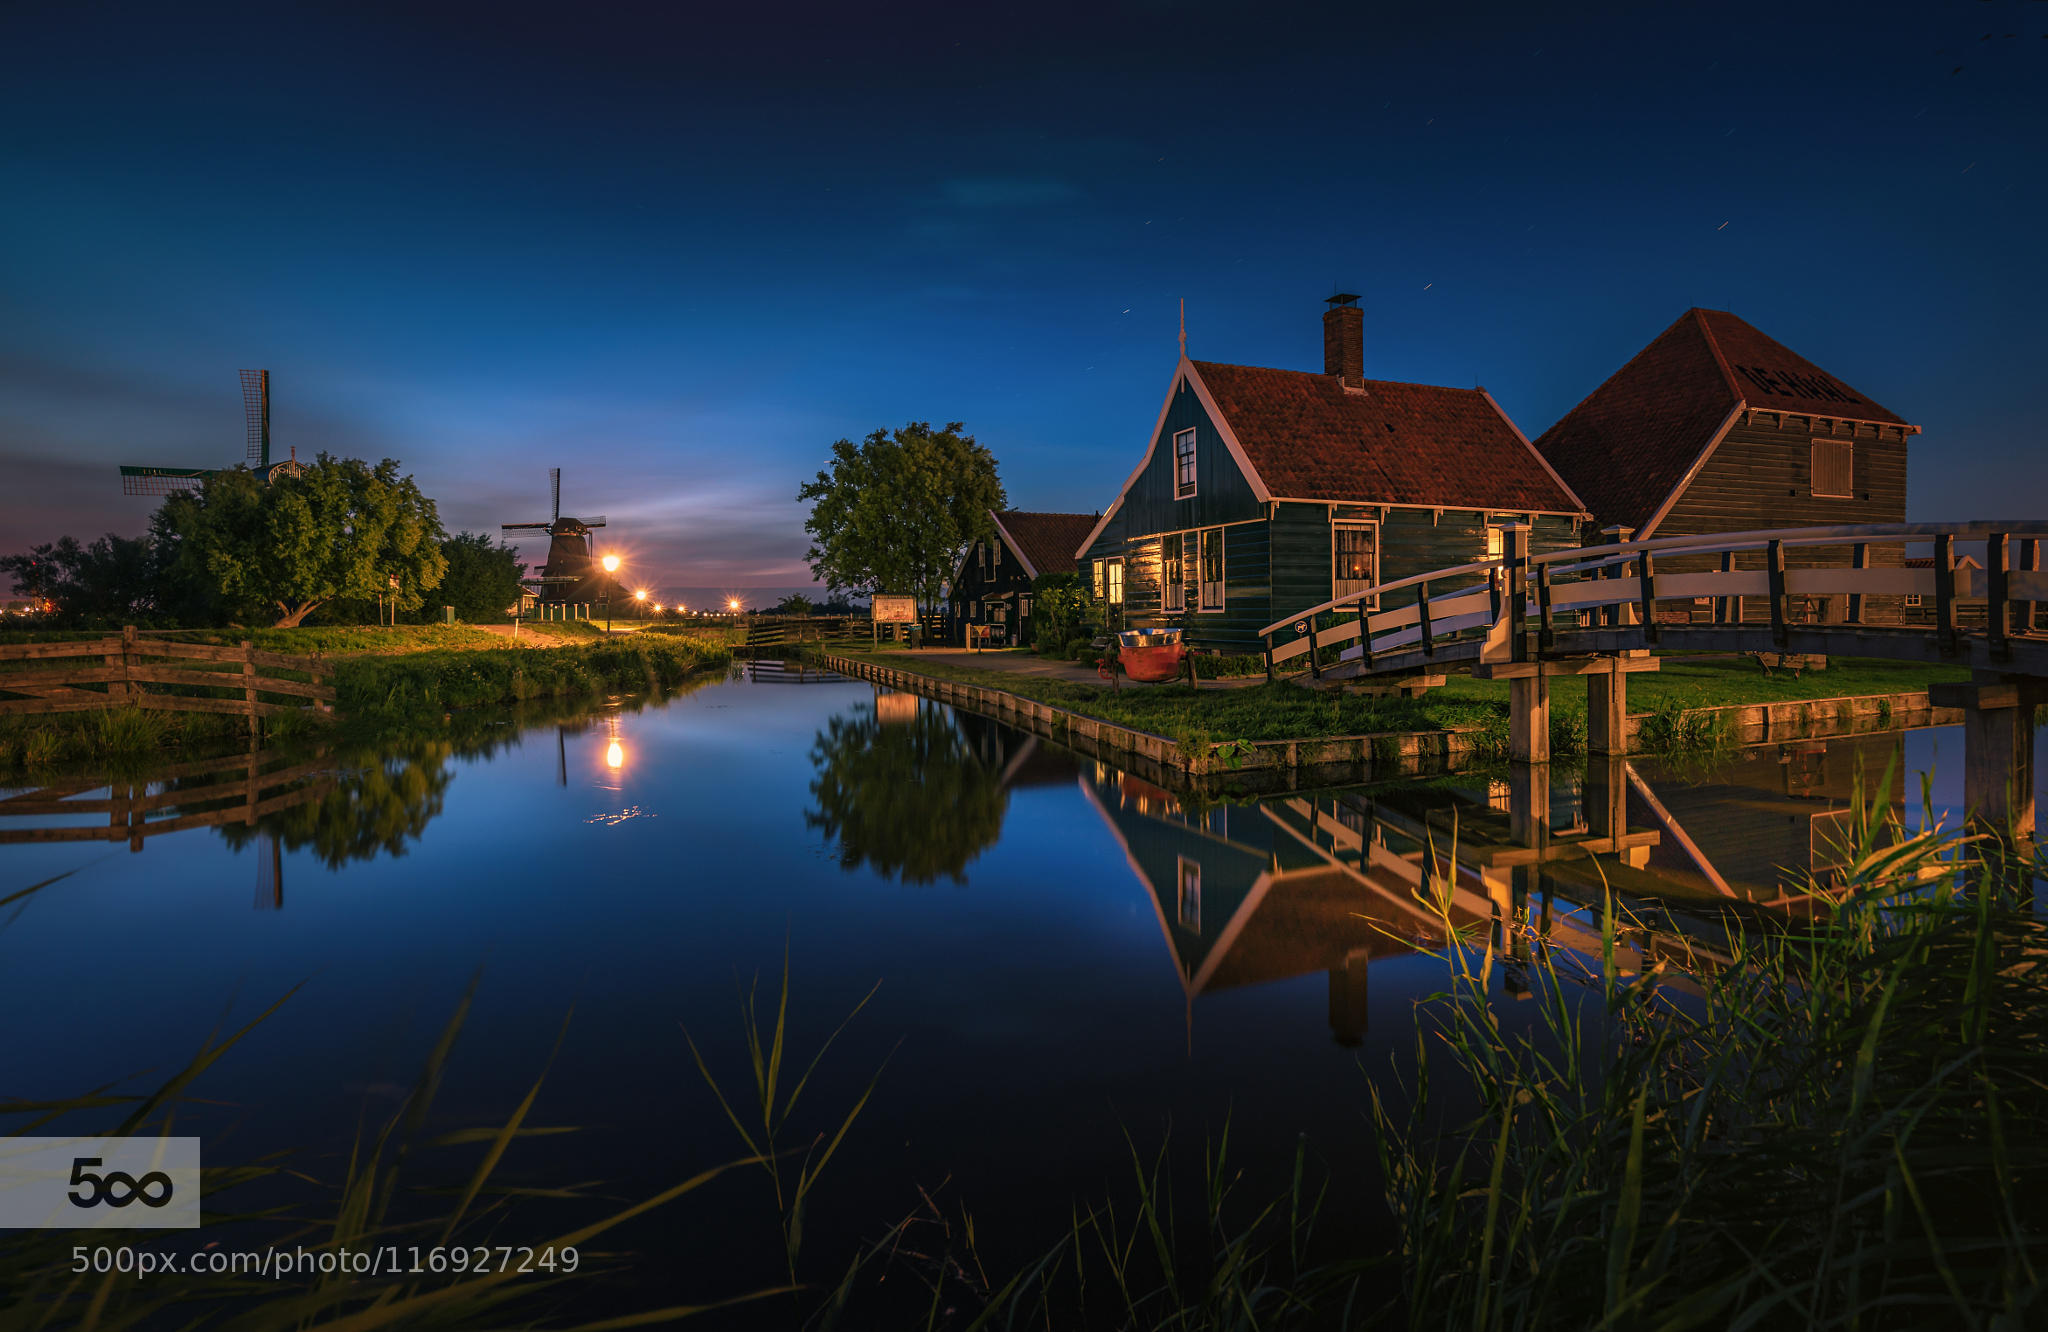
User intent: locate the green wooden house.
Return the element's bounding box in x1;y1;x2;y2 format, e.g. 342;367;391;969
1073;296;1590;652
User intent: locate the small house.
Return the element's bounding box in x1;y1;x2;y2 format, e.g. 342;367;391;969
1534;309;1919;623
1073;296;1590;652
948;510;1099;647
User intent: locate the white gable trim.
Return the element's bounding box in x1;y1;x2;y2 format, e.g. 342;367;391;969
1637;400;1746;540
987;510;1039;580
1478;388;1591;519
1182;361;1275;504
1071;356;1274;561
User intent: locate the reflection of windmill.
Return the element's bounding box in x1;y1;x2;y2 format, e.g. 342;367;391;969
501;468;609;605
118;369;304;495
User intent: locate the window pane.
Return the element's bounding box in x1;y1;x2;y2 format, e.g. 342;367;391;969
1333;523;1376;600
1163;534;1183;611
1107;559;1124;605
1199;529;1224;608
1174;429;1196;496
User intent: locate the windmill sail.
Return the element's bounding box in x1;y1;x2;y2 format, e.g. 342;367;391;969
119;368;289;495
240;369;269;466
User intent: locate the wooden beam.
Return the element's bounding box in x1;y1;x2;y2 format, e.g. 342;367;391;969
1847;542;1867;625
1933;532;1957;656
1767;539;1788;647
1986;531;2009;658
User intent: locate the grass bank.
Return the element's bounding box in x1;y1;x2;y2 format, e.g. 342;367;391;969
822;648;1964;762
0;630;731;775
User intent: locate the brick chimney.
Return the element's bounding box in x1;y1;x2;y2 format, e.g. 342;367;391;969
1323;292;1363;384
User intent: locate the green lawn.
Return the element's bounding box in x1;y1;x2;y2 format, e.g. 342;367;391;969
830;648;1966;754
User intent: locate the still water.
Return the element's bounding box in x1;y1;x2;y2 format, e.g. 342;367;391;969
2;668;2039;1316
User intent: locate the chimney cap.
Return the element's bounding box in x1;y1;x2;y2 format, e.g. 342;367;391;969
1324;292;1360;308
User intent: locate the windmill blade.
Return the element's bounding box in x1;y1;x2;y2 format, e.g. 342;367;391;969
567;515;606;527
551;468;561;522
501;522;553;530
239;369;269;466
120;465;214;496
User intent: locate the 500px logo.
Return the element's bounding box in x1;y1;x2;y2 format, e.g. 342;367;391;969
68;1158;175;1210
0;1138;200;1229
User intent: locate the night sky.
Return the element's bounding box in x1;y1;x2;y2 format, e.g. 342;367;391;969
3;1;2042;603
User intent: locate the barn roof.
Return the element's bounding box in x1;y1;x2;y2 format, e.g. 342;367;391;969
1533;309;1914;535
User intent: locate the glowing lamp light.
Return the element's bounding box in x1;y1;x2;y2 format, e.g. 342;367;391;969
601;554;621;573
634;588;647;602
653;603;663;612
727;597;741;612
605;740;624;770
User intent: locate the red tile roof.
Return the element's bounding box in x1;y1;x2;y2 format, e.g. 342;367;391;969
993;510;1097;577
1534;309;1911;532
1189;361;1584;514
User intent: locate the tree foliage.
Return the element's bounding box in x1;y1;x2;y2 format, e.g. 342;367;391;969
431;532;526;622
797;421;1006;614
805;701;1009;884
157;456;448;628
1028;571;1092;649
0;533;165;624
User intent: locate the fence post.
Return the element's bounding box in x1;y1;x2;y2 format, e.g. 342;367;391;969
2021;537;2043;632
1600;526;1634;627
1716;550;1737;625
1847;542;1868;625
1506;523;1531;662
1933;533;1957;657
1417;578;1433;657
1986;531;2010;659
1637;547;1660;646
107;625;135;702
1767;539;1789;647
242;640;258;739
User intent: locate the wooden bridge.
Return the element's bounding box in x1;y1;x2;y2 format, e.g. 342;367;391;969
1260;522;2046;836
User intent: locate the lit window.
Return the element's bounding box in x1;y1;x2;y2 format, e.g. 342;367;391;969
1163;533;1184;612
1904;593;1923;608
1174;428;1197;499
1485;525;1505;561
1092;559;1105;599
1106;558;1125;606
1333;523;1377;602
1811;439;1853;498
1177;857;1202;932
1199;528;1224;609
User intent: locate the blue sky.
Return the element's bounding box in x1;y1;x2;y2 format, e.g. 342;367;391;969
3;0;2042;601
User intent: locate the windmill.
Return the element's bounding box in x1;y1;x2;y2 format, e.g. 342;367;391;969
502;469;609;604
117;369;304;495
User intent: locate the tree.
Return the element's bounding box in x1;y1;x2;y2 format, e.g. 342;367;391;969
433;532;527;622
776;593;814;617
0;532;165;624
1028;571;1091;650
156;455;448;627
797;421;1006;615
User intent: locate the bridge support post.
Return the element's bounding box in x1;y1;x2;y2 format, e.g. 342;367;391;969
1509;674;1550;764
1327;948;1370;1048
1934;677;2038;841
1587;658;1629;756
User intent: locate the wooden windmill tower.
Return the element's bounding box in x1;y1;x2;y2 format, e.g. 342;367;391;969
118;369;305;495
502;469;609;605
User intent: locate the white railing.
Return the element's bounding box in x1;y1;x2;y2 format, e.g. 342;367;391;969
1260;522;2048;675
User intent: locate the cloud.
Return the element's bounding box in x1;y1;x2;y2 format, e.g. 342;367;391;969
939;176;1080;209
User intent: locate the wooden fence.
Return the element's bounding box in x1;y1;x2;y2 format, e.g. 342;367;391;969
0;627;337;722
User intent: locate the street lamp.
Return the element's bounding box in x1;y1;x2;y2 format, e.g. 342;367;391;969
727;597;740;613
600;554;621;633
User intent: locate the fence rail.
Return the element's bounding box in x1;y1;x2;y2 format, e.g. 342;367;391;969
1261;522;2048;676
0;627;337;722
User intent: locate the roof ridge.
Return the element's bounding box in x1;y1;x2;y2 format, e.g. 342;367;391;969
1688;308;1748;405
1190;357;1489;396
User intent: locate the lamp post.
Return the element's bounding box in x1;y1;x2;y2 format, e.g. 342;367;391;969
601;554;621;633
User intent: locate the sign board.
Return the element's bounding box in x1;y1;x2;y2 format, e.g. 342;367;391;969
872;595;916;623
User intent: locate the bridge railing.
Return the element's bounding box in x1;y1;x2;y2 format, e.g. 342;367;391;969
1260;522;2048;677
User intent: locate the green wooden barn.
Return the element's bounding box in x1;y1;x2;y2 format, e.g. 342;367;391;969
1073;296;1591;653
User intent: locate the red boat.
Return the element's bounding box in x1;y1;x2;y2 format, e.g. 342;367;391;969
1097;628;1197;688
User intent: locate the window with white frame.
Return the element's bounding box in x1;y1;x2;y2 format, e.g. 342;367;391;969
1106;557;1125;605
1162;533;1185;612
1091;559;1105;599
1332;522;1378;603
979;542;990;577
993;539;1002;568
1199;528;1224;610
1173;428;1197;499
1811;439;1853;498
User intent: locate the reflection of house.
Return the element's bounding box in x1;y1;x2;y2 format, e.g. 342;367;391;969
1535;310;1919;624
1081;767;1498;1045
947;510;1098;647
1073;296;1589;650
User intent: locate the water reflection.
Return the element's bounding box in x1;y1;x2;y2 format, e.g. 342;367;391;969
804;689;1063;883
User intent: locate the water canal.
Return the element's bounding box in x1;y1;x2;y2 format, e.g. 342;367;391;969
3;666;2041;1320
